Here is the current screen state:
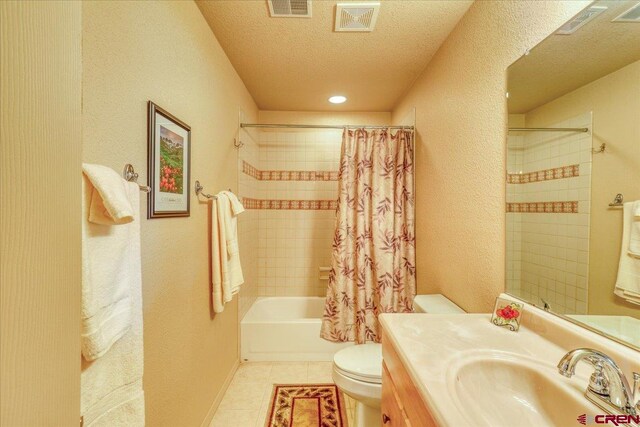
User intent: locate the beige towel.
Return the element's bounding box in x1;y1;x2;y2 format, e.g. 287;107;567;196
82;166;139;361
81;180;145;426
629;200;640;257
221;190;245;216
614;202;640;305
83;163;135;225
221;191;244;256
211;192;244;313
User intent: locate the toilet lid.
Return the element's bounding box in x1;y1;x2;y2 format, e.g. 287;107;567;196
333;343;382;383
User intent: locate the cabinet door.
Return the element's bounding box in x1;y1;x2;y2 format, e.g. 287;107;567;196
382;363;410;427
382;333;438;427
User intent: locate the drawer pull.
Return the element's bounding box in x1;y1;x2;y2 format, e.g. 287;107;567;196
382;413;391;424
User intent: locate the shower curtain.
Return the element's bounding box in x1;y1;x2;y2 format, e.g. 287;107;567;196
321;128;415;344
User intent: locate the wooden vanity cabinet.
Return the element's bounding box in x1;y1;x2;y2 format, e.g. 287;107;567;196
381;331;438;427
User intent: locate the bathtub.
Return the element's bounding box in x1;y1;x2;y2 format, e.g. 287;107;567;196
241;297;352;361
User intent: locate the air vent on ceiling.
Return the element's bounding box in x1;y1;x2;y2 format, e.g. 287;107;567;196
335;2;380;32
268;0;312;18
612;2;640;22
556;5;607;35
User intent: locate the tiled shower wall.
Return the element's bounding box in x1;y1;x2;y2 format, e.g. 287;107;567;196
237;129;343;309
257;130;341;297
506;112;592;314
237;124;260;319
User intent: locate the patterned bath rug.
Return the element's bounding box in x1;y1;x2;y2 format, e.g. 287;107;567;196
265;384;348;427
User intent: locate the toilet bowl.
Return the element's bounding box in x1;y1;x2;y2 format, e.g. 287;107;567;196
332;343;382;427
331;294;465;427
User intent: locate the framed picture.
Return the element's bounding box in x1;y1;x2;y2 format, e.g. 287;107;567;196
147;101;191;218
490;297;524;332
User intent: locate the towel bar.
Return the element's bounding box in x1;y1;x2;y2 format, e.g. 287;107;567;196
123;164;151;193
194;181;232;200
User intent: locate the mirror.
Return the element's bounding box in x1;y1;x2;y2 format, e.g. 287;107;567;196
505;0;640;349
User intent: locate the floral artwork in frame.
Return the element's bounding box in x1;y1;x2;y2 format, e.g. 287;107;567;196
147;101;191;218
491;297;524;332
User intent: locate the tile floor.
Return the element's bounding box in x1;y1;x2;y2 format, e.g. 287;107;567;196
210;361;355;427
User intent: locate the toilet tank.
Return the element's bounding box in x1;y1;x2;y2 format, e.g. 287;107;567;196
413;294;465;314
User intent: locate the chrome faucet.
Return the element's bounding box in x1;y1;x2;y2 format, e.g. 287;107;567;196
557;348;639;416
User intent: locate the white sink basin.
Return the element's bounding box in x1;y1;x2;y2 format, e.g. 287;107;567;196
449;351;601;427
379;308;640;427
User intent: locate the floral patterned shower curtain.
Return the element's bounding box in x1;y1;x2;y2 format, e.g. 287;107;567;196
321;128;415;344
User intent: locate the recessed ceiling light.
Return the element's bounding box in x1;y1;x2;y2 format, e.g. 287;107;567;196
328;95;347;104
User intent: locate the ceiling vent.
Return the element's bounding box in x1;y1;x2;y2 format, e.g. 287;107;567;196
612;2;640;22
268;0;312;18
556;5;607;35
335;2;380;32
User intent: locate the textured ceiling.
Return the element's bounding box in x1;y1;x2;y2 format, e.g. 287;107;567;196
196;0;473;111
508;0;640;114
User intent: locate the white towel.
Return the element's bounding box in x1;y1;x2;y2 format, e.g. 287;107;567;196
83;164;135;225
614;201;640;305
81;178;145;426
82;165;139;361
211;191;244;313
221;190;245;216
629;200;640;257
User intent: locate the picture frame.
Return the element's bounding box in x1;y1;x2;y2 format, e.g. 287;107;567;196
491;297;524;332
147;101;191;218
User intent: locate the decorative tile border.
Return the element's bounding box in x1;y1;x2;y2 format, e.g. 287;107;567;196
242;161;338;181
506;201;579;213
242;197;337;210
507;164;579;184
242;161;260;180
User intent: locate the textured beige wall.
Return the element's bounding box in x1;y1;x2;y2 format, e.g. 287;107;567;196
82;2;258;425
1;1;82;425
525;60;640;319
392;1;590;312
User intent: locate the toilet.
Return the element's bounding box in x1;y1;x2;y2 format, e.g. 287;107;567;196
331;294;465;427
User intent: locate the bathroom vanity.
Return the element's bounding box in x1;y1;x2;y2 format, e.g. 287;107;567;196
381;330;436;426
379;296;639;427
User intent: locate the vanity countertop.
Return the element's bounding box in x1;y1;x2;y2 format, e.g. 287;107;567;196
379;308;640;427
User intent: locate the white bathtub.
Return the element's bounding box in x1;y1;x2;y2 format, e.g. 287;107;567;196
241;297;352;361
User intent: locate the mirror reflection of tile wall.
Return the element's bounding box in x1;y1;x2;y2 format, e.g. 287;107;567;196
507;113;592;314
505;0;640;348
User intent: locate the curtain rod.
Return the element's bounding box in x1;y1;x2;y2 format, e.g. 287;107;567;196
508;127;589;132
240;123;414;130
